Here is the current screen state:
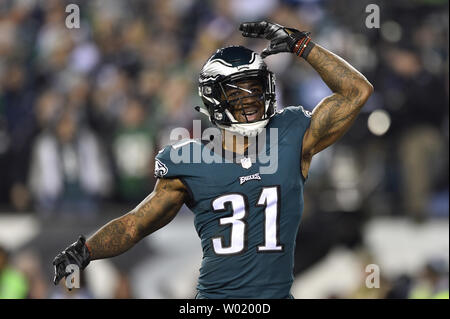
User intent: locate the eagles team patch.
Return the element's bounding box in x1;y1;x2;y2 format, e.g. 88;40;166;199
154;159;168;178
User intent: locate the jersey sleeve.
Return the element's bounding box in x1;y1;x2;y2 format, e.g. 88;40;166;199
154;140;202;207
154;139;201;179
154;145;179;179
274;106;312;182
283;105;312;132
279;105;312;144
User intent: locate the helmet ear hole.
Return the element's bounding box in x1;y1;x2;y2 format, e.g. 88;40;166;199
214;112;223;121
203;86;212;95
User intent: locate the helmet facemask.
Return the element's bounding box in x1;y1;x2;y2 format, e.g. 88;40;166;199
222;78;267;124
199;69;276;137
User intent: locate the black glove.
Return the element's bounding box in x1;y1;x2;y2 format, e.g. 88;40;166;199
52;235;91;285
239;21;314;59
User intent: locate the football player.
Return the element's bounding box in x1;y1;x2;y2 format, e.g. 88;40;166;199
53;21;373;298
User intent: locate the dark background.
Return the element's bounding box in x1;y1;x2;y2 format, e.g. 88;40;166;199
0;0;448;299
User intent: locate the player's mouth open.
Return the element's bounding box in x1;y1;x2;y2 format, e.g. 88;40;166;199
242;107;260;121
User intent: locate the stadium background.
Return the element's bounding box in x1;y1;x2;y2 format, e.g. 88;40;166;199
0;0;448;299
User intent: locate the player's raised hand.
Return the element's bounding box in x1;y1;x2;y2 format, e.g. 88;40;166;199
239;21;311;58
52;235;91;285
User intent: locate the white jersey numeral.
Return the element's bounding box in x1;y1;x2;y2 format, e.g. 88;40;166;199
211;194;247;255
257;187;283;251
211;186;283;255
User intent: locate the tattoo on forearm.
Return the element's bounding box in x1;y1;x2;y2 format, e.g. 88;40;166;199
307;45;367;99
87;215;137;260
86;179;186;260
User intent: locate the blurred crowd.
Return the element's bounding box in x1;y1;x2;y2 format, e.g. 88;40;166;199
1;241;448;299
0;0;448;299
0;0;448;218
0;243;133;298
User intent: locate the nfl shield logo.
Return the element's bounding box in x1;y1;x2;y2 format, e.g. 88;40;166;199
240;157;252;169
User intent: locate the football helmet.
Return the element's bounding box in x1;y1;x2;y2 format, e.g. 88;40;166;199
197;46;276;137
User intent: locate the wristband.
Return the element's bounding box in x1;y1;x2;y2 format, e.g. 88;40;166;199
293;36;315;59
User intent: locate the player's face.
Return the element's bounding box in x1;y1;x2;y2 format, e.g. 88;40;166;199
224;79;265;123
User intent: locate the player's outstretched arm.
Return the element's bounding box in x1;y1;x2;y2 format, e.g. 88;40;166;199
86;178;187;259
52;178;187;285
301;44;373;157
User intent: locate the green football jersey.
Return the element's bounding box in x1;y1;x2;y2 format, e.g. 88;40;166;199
155;106;311;298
